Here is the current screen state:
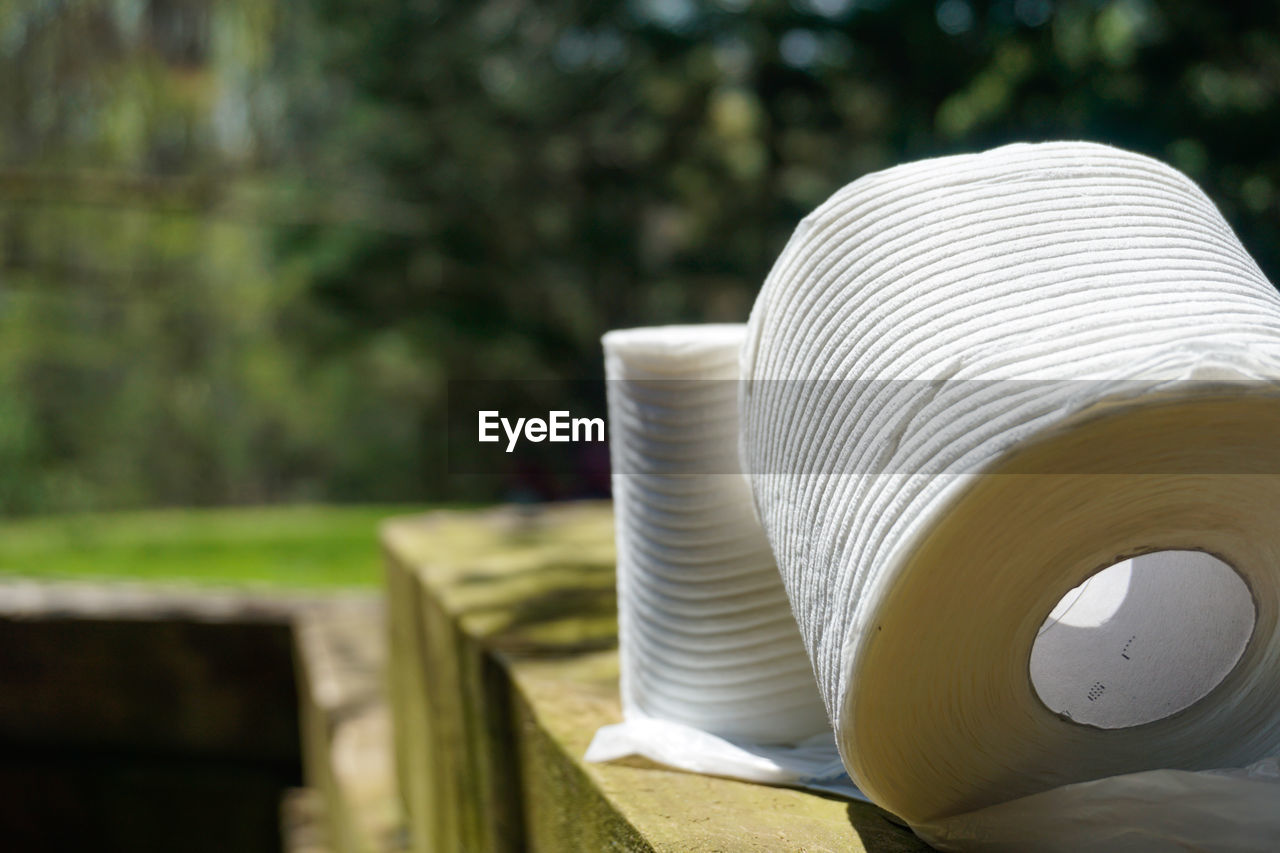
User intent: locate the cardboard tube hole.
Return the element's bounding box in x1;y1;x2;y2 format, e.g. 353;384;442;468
1030;550;1255;729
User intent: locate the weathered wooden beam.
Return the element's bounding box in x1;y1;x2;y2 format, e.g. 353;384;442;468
382;503;928;852
294;600;404;853
0;582;318;852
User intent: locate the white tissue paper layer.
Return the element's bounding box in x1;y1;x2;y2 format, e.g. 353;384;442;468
740;141;1280;849
584;325;851;793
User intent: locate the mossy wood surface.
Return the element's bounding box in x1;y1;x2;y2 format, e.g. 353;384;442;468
282;787;331;853
294;600;404;853
382;503;928;852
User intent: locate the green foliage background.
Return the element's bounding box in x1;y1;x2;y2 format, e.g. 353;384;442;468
2;0;1279;511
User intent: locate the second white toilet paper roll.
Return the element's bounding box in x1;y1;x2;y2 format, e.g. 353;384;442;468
740;140;1280;838
602;325;828;744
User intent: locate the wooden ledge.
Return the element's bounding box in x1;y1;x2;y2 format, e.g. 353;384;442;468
294;601;404;853
382;503;926;852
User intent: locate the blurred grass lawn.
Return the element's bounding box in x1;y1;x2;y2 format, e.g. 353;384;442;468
0;505;441;589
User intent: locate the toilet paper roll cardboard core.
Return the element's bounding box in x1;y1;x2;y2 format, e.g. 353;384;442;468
1030;549;1255;730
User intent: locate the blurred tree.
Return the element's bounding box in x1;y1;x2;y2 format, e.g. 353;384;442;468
286;0;1280;492
3;0;1280;509
290;0;1280;321
0;0;432;511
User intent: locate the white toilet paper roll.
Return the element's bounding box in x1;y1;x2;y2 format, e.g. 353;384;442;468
602;325;828;744
740;141;1280;838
